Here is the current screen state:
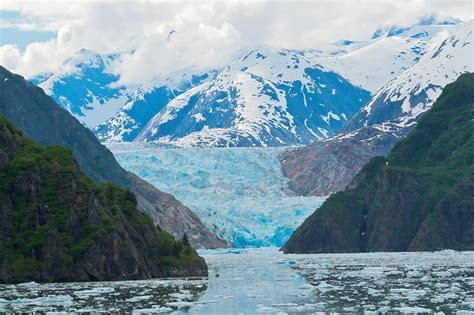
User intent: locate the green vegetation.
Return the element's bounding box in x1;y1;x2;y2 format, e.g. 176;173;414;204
283;73;474;253
380;73;474;216
0;116;201;282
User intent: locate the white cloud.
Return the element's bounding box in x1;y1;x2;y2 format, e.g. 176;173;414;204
0;39;76;76
1;0;472;83
114;10;245;85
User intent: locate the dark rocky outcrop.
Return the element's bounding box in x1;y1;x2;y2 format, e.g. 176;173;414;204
0;116;207;283
0;66;229;249
282;73;474;253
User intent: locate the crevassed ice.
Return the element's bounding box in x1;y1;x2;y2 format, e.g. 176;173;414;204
108;143;326;247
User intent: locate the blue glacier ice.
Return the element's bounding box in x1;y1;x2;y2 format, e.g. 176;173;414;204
108;143;326;247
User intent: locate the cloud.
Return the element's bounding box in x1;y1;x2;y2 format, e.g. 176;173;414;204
114;7;245;85
0;39;74;76
1;0;472;83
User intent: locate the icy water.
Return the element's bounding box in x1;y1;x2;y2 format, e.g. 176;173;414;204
108;143;326;247
1;248;473;314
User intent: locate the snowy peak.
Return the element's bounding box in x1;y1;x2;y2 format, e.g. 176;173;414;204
371;16;461;39
63;48;112;70
36;49;128;128
135;46;371;147
314;21;461;92
344;20;473;132
29;71;53;85
227;46;325;84
140;67;220;95
94;68;219;142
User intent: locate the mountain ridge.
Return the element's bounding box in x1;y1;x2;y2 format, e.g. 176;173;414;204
281;21;473;197
0;66;228;249
135;46;371;147
25;20;463;148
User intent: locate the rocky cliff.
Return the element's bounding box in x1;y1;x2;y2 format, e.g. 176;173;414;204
0;116;207;283
0;66;228;249
281;126;403;196
282;73;474;253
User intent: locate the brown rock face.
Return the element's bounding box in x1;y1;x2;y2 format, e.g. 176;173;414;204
281;126;404;196
0;66;229;249
0;117;208;283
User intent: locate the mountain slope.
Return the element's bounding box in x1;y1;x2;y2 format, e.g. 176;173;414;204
315;21;460;92
282;73;474;253
94;69;218;142
282;21;473;196
0;116;207;283
281;126;402;196
33;49;129;128
344;20;473;131
0;66;228;249
136;47;371;147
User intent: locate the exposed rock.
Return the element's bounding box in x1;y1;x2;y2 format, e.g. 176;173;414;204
281;126;403;196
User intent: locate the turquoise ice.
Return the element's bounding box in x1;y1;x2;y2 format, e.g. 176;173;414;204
108;143;326;247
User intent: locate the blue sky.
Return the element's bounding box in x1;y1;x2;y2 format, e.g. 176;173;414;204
1;28;55;51
0;10;54;50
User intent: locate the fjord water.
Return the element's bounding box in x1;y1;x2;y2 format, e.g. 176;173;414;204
2;145;471;313
1;248;473;313
108;143;326;247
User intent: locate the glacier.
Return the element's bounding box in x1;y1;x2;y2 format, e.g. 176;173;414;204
108;143;326;247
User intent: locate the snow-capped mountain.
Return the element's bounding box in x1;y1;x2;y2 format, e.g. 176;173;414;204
135;46;371;147
344;20;473;132
94;68;219;142
31;49;129;128
29;71;53;85
313;18;462;92
370;15;460;39
29;17;466;149
281;20;473;197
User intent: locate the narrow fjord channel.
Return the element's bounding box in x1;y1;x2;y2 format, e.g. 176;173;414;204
0;144;472;313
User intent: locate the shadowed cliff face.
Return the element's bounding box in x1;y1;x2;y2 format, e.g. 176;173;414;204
0;117;207;283
0;66;229;249
282;73;474;254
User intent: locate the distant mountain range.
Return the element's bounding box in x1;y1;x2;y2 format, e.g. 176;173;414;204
344;20;472;131
26;18;464;147
315;20;460;92
281;20;473;196
135;47;370;147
